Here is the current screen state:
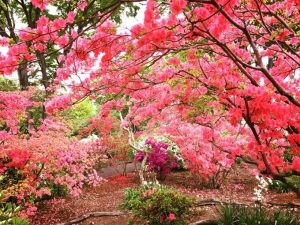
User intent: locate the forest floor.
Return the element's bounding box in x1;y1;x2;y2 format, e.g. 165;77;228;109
30;164;300;225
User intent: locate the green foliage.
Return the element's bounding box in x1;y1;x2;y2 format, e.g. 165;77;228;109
60;98;95;135
218;204;300;225
285;175;300;193
0;168;22;192
112;2;140;24
283;148;293;162
267;178;292;193
0;202;29;225
235;157;243;165
188;94;217;117
8;217;29;225
29;106;44;128
49;183;68;198
52;0;139;25
127;148;135;161
37;181;68;201
18;106;44;134
268;176;300;194
0;77;18;92
31;90;47;102
120;185;193;225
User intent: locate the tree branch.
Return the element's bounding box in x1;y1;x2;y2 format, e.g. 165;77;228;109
58;211;126;225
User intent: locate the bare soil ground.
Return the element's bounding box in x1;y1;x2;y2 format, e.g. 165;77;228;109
30;164;300;225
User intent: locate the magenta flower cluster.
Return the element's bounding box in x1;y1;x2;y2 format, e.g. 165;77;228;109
135;139;178;178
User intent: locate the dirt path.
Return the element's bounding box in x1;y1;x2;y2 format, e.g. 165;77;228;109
31;174;138;225
31;162;139;225
98;162;137;178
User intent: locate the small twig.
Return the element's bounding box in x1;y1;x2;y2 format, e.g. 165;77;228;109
34;163;45;181
58;211;126;225
189;219;218;225
266;201;300;208
195;199;300;208
195;199;247;207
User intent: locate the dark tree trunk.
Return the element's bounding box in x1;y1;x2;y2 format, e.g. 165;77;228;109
17;62;29;90
37;52;49;90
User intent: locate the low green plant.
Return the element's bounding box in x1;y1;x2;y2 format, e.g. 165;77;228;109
267;176;300;195
218;204;300;225
267;178;292;193
120;185;193;225
0;77;18;91
0;202;29;225
285;175;300;193
59;98;96;135
37;181;68;201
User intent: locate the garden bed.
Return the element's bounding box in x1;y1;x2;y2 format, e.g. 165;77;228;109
30;164;300;225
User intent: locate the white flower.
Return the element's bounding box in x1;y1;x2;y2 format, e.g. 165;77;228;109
253;175;268;202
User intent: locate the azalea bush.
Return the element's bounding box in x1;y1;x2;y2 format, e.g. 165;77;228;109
167;121;237;188
0;120;104;217
134;138;182;180
0;86;106;219
120;185;192;225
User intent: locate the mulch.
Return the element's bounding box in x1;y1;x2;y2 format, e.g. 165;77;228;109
30;164;300;225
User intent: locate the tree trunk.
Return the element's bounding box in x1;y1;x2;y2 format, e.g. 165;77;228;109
17;62;29;90
36;52;49;90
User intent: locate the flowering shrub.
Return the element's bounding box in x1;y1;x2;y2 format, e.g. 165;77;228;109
0;120;104;218
166;121;238;188
134;138;181;179
120;185;192;225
